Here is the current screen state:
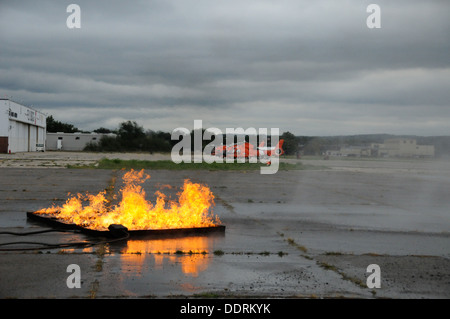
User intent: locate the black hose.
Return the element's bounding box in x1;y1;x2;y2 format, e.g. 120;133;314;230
0;228;129;251
0;229;68;236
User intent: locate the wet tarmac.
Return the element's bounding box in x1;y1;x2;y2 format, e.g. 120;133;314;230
0;154;449;298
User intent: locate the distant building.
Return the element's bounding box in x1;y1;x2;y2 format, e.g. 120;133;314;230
325;146;371;157
339;146;371;157
325;138;435;158
0;99;46;153
46;132;115;151
371;138;434;158
324;149;340;157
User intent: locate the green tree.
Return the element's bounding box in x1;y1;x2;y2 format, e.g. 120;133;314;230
117;121;146;151
280;131;299;155
46;115;78;133
93;127;113;134
143;130;172;153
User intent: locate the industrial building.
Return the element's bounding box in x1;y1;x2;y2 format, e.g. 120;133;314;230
0;99;46;153
46;132;115;151
325;138;435;158
338;146;372;157
371;138;435;158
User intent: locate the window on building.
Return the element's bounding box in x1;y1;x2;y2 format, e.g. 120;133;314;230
75;137;80;140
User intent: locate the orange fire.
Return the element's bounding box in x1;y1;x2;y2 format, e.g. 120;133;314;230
36;169;221;231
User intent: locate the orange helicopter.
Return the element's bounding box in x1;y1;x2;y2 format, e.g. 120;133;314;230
213;139;284;159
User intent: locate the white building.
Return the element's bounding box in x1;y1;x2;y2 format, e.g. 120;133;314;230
339;146;371;157
325;138;435;158
46;132;115;151
371;138;434;158
0;99;46;153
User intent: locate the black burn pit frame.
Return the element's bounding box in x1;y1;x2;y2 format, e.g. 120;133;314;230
26;211;226;239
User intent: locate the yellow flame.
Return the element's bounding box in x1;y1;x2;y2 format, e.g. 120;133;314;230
36;169;220;231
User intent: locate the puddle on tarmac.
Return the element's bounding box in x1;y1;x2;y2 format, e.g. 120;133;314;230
105;234;223;276
112;235;223;277
101;235;226;295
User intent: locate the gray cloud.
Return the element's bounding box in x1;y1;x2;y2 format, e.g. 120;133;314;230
0;0;449;135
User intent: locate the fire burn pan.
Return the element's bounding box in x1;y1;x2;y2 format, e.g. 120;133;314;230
26;211;226;239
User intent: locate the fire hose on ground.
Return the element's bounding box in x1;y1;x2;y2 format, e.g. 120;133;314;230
0;225;130;251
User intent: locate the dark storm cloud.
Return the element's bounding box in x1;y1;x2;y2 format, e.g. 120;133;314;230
0;0;449;135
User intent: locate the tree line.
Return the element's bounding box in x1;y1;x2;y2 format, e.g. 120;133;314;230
83;120;301;155
47;116;300;155
47;116;450;157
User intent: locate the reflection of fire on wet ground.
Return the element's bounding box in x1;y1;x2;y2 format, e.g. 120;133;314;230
122;236;217;277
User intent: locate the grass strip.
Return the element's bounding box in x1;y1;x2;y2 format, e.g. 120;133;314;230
69;158;312;171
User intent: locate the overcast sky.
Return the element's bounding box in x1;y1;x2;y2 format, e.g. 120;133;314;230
0;0;449;136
